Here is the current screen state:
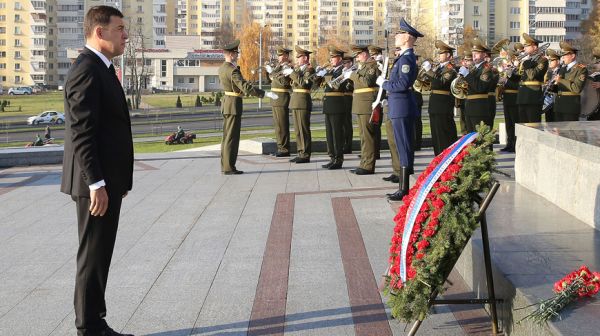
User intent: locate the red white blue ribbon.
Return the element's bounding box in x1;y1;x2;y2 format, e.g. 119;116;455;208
399;132;478;284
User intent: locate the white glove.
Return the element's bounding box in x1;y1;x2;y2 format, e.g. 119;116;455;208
282;68;294;76
378;63;384;72
265;64;273;74
521;55;531;61
421;61;432;72
381;99;388;107
376;76;387;86
458;66;469;77
264;91;279;100
316;69;327;77
343;70;352;80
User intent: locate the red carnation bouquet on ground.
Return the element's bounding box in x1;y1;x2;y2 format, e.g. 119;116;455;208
518;265;600;325
382;127;496;322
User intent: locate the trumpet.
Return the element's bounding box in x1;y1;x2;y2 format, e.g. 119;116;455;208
327;64;357;88
516;43;550;63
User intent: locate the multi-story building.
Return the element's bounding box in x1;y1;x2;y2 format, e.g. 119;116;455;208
56;0;84;86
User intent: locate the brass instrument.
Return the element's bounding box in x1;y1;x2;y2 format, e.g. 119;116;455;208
450;65;471;99
516;42;550;62
328;64;357;88
413;59;436;93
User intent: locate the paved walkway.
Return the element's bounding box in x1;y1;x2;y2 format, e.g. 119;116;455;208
0;146;516;336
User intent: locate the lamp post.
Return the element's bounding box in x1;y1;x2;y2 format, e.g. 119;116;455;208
259;27;262;109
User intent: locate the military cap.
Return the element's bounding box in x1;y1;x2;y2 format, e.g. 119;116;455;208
328;45;344;57
513;42;524;52
522;33;542;47
559;41;578;56
368;45;383;55
491;38;509;54
222;39;240;52
350;44;369;56
342;55;354;62
593;49;600;63
463;49;473;60
276;47;292;56
546;49;560;61
396;17;424;38
294;45;312;57
471;38;490;53
435;40;455;54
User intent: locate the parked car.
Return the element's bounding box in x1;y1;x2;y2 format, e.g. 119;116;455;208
27;111;65;125
8;87;32;95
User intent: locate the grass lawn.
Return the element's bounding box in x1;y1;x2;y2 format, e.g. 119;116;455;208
141;93;266;109
0;92;65;118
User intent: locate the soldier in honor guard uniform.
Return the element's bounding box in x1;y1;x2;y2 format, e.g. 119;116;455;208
314;46;347;169
369;45;384;159
265;47;293;157
543;49;560;122
342;55;355;154
347;45;381;175
460;39;494;132
218;39;269;174
377;18;423;201
285;45;316;163
553;41;588;122
500;49;521;152
422;40;458;155
515;33;549;123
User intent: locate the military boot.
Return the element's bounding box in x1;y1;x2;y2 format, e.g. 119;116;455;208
387;166;410;201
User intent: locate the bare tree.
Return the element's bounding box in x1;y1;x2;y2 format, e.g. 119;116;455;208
124;24;149;110
580;0;600;64
214;18;235;48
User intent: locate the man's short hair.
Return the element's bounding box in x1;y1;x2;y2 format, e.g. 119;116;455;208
84;6;124;38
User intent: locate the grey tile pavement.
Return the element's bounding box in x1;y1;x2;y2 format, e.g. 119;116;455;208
0;145;520;336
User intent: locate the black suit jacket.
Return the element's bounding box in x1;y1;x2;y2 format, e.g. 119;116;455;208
61;47;133;197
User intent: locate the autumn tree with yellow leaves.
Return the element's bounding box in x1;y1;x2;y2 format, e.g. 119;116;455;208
236;22;273;82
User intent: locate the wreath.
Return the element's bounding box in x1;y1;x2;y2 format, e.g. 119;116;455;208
382;126;497;322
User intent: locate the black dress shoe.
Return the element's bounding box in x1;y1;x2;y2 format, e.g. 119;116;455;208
390;175;399;183
322;161;333;169
500;146;511;152
387;190;407;201
274;152;290;157
289;157;299;162
223;170;244;175
295;157;310;164
382;174;397;182
350;168;374;175
99;326;134;336
328;162;343;170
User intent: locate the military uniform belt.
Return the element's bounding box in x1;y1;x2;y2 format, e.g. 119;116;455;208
557;91;580;96
504;89;518;94
353;87;378;94
488;92;495;96
293;89;311;93
344;92;353;96
224;91;243;97
522;81;542;86
466;94;489;100
272;88;292;93
324;92;346;97
431;90;450;95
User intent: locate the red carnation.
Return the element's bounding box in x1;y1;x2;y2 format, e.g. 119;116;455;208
416;240;430;251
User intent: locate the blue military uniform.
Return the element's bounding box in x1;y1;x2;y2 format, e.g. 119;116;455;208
381;18;423;201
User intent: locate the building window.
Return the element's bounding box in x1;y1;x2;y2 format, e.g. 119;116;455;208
188;77;194;83
473;20;479;29
510;22;520;29
510;7;520;14
0;63;4;68
473;6;480;15
161;60;167;77
177;77;184;84
15;76;21;83
15;51;21;58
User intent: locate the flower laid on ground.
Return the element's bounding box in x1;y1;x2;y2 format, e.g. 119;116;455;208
381;125;496;322
518;265;600;325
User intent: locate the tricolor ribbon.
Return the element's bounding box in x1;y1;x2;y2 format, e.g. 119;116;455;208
399;132;478;284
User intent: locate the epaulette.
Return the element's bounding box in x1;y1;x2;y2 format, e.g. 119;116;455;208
577;63;586;68
484;63;491;69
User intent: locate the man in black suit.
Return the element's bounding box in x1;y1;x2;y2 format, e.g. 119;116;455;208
61;6;134;336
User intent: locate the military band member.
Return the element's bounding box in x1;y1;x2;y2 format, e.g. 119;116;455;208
342;55;354;153
347;45;381;175
515;33;549;123
487;48;500;125
265;47;293;157
382;47;402;184
543;49;560;122
219;39;267;174
514;42;524;56
499;49;520;152
315;46;347;169
369;45;384;160
422;40;458;155
285;45;315;163
457;50;473;135
553;41;588;122
460;39;494;132
378;18;423;201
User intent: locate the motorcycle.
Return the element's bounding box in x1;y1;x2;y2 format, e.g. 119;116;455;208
165;132;196;145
